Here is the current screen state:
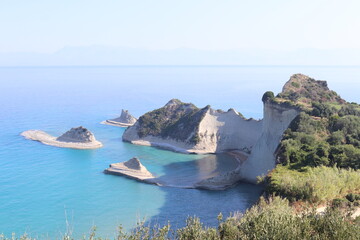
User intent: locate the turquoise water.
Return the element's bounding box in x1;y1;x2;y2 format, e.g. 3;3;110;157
0;66;359;238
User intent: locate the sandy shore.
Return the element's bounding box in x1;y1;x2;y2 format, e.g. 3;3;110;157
101;120;134;127
21;130;103;149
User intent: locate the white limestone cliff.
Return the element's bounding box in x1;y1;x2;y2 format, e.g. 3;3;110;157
195;108;262;153
123;107;262;154
240;102;300;182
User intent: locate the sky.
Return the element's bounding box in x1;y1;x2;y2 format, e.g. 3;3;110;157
1;0;360;53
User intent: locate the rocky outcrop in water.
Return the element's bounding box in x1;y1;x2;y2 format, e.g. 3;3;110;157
106;109;137;127
57;126;96;143
21;126;102;149
104;157;157;183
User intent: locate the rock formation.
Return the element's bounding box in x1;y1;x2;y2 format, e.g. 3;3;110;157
122;74;344;183
104;109;137;127
240;101;300;182
21;126;102;149
56;126;96;143
104;157;158;184
123;99;262;154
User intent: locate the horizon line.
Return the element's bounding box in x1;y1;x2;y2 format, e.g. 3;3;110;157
1;64;360;68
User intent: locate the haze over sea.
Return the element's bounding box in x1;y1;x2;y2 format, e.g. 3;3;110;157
0;66;359;238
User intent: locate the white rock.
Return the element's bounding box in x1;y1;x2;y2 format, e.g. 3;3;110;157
103;109;137;127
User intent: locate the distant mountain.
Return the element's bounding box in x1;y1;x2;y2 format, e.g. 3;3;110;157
1;46;360;66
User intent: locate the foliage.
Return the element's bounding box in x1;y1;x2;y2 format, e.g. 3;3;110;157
277;74;344;106
262;91;275;102
136;100;208;144
2;196;359;240
266;166;360;203
278;111;360;169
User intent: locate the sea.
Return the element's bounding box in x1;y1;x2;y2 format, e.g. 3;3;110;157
0;66;359;238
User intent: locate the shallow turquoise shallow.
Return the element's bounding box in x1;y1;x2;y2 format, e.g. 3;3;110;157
0;66;359;238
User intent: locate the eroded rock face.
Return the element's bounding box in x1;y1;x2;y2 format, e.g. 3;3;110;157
112;109;137;125
240;101;300;182
122;99;262;153
56;126;96;143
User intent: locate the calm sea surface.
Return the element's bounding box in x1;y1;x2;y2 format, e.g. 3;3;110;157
0;66;359;238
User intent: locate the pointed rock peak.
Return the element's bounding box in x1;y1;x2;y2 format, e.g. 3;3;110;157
57;126;96;143
202;105;211;110
124;157;145;171
227;108;238;114
121;109;129;115
116;109;137;124
165;99;183;107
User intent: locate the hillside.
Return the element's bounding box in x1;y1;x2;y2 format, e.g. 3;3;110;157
262;74;360;210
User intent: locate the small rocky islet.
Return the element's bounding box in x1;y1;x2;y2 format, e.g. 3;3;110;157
102;109;137;127
21;126;103;149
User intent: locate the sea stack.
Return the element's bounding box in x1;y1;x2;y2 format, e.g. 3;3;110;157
104;157;158;184
21;126;103;149
103;109;137;127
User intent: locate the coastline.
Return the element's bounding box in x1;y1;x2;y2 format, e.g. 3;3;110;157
21;130;103;149
124;137;220;154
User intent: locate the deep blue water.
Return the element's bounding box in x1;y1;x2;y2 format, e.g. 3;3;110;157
0;66;359;238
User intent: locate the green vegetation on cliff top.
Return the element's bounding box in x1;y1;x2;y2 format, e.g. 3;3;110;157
137;99;208;144
266;74;360;207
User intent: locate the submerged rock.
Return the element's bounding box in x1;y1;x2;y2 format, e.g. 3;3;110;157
56;126;96;143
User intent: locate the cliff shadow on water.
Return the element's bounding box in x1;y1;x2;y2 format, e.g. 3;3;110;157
144;153;263;229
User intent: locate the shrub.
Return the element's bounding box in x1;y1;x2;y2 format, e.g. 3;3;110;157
266;166;360;203
262;91;275;102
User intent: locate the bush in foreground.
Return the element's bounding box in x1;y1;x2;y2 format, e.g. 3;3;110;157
2;196;359;240
266;165;360;203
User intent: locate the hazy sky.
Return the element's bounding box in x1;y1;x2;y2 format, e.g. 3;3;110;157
1;0;360;53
